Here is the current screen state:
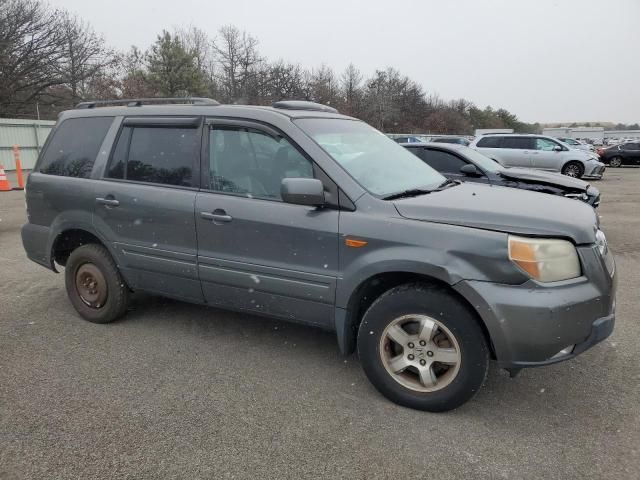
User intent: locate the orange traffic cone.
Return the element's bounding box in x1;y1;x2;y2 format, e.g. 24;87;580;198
12;145;24;190
0;165;13;192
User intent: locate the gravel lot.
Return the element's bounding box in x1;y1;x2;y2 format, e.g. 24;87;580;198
1;169;639;479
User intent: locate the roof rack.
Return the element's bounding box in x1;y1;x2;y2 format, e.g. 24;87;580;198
75;97;220;109
272;100;338;114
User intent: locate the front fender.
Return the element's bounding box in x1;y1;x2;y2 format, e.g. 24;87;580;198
335;216;527;309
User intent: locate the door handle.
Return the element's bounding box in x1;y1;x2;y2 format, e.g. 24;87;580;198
200;210;232;223
96;197;120;207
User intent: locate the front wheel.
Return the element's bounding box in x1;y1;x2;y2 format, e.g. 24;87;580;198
609;156;622;168
357;283;489;412
562;161;585;178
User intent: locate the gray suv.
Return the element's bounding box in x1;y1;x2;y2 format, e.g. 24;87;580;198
470;134;605;179
22;99;617;412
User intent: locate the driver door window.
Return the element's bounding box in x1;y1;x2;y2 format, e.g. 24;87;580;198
535;138;560;151
208;126;313;200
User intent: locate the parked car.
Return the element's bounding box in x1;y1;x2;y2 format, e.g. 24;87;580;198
22;98;617;412
470;134;605;179
430;136;471;146
600;142;640;167
556;137;595;152
402;143;601;207
392;136;424;144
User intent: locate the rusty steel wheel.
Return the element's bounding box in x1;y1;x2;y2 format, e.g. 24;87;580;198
75;263;108;309
65;244;129;324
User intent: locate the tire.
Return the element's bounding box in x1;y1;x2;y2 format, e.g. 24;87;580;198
609;156;622;168
357;283;489;412
562;161;585;178
64;244;130;324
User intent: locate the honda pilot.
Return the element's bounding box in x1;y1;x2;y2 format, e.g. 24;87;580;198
22;99;617;411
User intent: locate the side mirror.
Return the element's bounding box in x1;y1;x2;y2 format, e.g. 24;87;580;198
553;145;563;152
281;178;325;206
460;163;482;176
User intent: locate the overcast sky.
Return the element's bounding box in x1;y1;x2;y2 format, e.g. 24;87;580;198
48;0;639;124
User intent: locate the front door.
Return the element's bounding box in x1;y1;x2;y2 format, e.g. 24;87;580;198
93;117;203;302
531;137;565;171
195;121;340;328
622;142;640;164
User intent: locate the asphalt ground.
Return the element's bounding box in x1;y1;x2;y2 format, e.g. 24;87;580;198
1;169;639;479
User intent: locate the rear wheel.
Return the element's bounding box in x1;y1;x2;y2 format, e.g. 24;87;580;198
64;244;130;324
609;156;622;168
357;283;489;412
562;161;585;178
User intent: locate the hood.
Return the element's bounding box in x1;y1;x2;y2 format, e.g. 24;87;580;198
393;183;597;244
498;167;590;191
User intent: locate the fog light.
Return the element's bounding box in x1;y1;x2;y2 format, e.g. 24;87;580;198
550;345;575;359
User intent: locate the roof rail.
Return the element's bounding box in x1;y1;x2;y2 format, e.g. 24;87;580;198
75;97;220;109
272;100;338;114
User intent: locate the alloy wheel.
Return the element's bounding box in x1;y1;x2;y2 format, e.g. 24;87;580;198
379;314;461;393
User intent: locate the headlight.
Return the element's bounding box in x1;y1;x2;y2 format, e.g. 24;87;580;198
508;236;581;282
595;230;615;276
595;230;607;256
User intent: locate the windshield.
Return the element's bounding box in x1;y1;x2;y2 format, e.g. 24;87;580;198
295;118;445;196
457;146;504;173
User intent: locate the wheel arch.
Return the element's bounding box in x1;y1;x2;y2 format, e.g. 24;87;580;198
561;159;586;176
49;226;113;272
336;271;496;359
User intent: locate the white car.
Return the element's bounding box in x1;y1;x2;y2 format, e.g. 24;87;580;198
557;137;595;152
470;134;605;179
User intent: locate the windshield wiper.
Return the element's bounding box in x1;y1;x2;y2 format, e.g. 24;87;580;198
434;178;460;190
382;188;433;200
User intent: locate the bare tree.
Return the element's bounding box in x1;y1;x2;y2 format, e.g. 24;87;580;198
0;0;66;116
340;63;363;116
56;11;116;105
308;64;339;106
212;25;261;102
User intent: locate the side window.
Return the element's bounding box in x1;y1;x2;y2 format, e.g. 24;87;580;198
623;143;640;150
209;126;313;200
502;137;534;149
535;138;560;151
418;149;467;174
107;126;199;187
476;136;502;148
38;117;113;178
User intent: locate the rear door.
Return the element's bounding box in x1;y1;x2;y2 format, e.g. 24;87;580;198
498;137;535;167
194;120;340;328
93;116;204;302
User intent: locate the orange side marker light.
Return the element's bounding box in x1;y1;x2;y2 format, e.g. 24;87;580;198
345;238;368;248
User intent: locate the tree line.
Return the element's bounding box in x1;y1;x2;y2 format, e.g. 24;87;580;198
2;0;632;134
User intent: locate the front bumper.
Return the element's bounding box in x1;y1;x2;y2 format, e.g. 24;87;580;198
454;245;616;369
584;163;605;178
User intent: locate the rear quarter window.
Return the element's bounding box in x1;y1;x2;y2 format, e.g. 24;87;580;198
476;136;502;148
38;117;113;178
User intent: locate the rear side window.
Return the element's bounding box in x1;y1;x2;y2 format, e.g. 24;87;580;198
417;149;467;174
107;126;199;187
38;117;113;178
502;137;534;149
476;136;502;148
